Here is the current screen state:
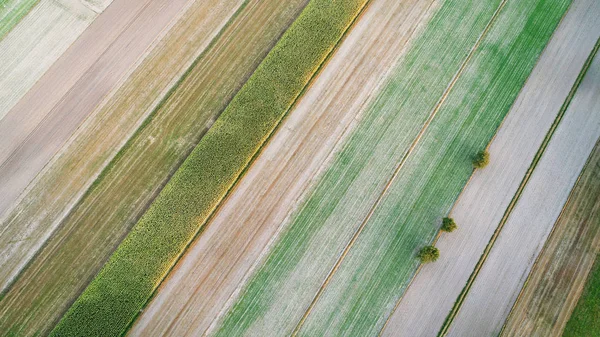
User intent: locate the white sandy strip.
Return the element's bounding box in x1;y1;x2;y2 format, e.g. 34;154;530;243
445;50;600;337
0;0;199;220
0;0;110;122
381;0;600;335
128;1;438;336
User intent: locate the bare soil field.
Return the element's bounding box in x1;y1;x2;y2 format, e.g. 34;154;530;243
0;0;113;122
445;46;600;337
501;139;600;337
128;1;438;335
381;1;600;335
0;0;309;335
0;0;242;295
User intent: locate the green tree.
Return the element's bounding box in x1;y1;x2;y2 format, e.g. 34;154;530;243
472;150;490;168
418;245;440;263
441;217;457;232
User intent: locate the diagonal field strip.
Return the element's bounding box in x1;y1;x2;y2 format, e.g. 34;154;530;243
0;0;311;335
445;41;600;337
49;0;372;335
440;34;600;337
290;0;509;334
293;0;571;336
500;138;600;337
126;0;439;336
0;0;38;39
380;0;600;335
211;1;514;336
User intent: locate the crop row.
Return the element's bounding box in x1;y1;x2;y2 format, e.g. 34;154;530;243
48;0;371;335
0;0;38;39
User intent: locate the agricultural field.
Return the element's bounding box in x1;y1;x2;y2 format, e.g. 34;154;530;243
383;0;600;335
502;137;600;336
1;0;598;335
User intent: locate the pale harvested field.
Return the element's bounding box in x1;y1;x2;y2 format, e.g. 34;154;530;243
381;1;600;335
0;0;309;335
0;0;112;122
0;0;240;294
501;140;600;337
129;1;438;336
446;49;600;337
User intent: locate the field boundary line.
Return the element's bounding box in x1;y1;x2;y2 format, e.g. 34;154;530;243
498;134;600;337
289;0;512;334
437;34;600;337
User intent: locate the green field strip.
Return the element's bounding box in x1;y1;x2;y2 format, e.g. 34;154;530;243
212;1;513;336
47;0;370;336
564;253;600;336
0;0;38;40
437;34;599;337
292;0;571;336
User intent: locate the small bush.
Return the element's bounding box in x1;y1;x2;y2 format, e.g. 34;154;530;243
418;245;440;263
441;217;457;232
472;150;490;168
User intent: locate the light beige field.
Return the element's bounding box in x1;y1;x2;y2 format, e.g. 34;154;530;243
381;0;600;335
446;47;600;337
0;0;113;122
0;0;311;335
128;1;439;336
501;140;600;337
0;0;204;291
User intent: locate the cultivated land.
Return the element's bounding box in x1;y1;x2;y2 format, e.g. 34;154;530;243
0;0;242;296
564;253;600;336
501;139;600;337
0;0;112;122
129;0;439;335
446;49;600;337
50;0;367;335
0;0;38;39
381;0;600;335
294;1;570;335
212;0;554;334
0;0;311;335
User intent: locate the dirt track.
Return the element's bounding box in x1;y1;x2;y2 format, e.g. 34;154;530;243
0;0;195;219
381;0;600;335
128;1;438;335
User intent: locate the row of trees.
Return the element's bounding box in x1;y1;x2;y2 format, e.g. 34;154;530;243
418;150;490;264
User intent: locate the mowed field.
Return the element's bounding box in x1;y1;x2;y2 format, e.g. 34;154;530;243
445;45;600;337
0;0;312;335
128;0;439;335
382;0;600;335
0;0;113;121
501;138;600;336
211;0;571;336
564;251;600;336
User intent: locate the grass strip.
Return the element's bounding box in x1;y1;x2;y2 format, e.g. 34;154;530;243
0;0;39;40
564;252;600;336
437;23;598;337
48;0;370;336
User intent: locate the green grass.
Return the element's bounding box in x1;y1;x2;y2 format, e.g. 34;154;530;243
48;0;370;336
563;254;600;337
214;0;571;336
0;0;39;40
213;0;507;335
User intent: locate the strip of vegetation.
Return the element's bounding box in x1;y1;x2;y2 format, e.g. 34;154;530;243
564;253;600;336
0;0;39;39
48;0;370;336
